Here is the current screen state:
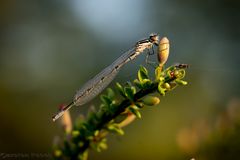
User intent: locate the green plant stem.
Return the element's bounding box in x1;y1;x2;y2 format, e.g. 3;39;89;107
54;63;189;160
69;79;172;159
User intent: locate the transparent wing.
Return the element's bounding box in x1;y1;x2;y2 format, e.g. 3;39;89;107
74;47;136;106
53;47;138;121
52;39;155;121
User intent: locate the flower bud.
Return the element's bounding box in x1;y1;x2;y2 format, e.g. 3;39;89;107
59;104;72;134
158;37;170;66
54;150;62;158
142;96;160;106
117;112;136;128
164;83;171;89
175;79;188;85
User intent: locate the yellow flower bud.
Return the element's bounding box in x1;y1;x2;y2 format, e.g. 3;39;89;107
54;150;62;157
117;112;136;128
142;96;160;106
164;83;171;89
59;104;72;134
158;37;170;66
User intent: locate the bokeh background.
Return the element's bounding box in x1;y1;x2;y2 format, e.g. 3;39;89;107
1;0;240;159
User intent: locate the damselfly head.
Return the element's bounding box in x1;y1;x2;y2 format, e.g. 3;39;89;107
149;33;159;46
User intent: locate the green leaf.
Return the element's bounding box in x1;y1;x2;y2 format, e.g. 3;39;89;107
87;136;94;140
158;83;166;96
133;79;143;89
78;142;84;147
126;81;132;87
129;105;141;119
108;102;118;114
53;150;62;158
124;87;135;101
98;140;108;150
131;86;136;94
125;82;136;94
155;66;162;81
100;95;112;106
90;142;101;152
99;104;108;112
107;88;115;100
139;66;149;77
116;82;126;97
135;102;144;108
175;79;188;85
94;130;100;136
72;130;80;138
78;151;88;160
107;124;124;135
141;79;152;88
159;76;165;82
138;66;149;82
90;138;108;153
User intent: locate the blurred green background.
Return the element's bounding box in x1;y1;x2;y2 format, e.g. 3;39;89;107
1;0;240;159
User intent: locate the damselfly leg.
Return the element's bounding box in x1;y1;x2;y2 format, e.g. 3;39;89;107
145;47;158;68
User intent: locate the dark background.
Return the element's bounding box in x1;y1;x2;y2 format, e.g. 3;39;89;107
1;0;240;159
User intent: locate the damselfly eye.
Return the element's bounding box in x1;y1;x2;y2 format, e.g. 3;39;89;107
149;33;159;45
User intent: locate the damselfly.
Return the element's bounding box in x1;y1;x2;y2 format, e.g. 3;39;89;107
52;33;159;121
